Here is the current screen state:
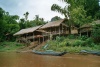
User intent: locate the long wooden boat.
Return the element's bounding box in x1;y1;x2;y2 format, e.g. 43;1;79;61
80;50;100;56
32;50;67;56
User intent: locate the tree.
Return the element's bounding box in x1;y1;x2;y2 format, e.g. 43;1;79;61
51;3;73;33
0;7;20;41
51;16;62;22
24;12;29;21
92;23;100;43
51;0;94;27
61;0;100;19
0;8;7;41
84;0;100;19
51;4;70;19
33;15;45;25
19;18;26;29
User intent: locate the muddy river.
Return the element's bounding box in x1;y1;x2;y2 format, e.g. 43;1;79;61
0;52;100;67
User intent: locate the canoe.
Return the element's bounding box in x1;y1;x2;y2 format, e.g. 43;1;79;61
32;50;66;56
80;50;100;56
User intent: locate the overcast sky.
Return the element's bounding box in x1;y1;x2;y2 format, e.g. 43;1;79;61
0;0;66;21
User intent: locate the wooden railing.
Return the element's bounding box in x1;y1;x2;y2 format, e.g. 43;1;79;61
50;30;69;35
26;36;34;39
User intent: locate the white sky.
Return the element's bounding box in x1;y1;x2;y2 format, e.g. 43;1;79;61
0;0;66;21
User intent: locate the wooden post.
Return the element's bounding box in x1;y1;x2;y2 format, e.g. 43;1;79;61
62;24;63;34
50;28;51;40
39;37;40;45
33;33;34;42
80;32;81;36
43;36;44;43
87;31;88;37
55;27;56;34
59;26;60;36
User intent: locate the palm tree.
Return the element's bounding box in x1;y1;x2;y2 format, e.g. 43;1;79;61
51;3;72;34
24;12;29;21
51;4;70;19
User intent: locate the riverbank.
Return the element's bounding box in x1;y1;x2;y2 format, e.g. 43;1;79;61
0;37;100;55
0;42;25;52
38;37;100;53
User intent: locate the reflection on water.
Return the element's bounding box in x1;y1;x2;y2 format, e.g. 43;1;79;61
0;52;100;67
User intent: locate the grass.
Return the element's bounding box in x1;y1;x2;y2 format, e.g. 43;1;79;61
0;42;25;52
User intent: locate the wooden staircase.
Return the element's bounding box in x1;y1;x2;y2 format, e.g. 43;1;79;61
33;41;47;50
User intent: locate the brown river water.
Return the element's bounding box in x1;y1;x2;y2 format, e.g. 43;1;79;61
0;52;100;67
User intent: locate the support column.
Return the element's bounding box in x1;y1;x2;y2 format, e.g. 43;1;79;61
43;36;44;43
59;26;61;36
87;31;88;37
33;33;34;42
55;27;56;34
62;24;63;34
80;32;81;36
39;37;40;45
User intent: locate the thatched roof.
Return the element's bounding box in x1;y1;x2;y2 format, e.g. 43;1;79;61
80;23;92;29
36;30;50;33
40;19;67;29
14;25;42;36
93;20;100;24
80;20;100;29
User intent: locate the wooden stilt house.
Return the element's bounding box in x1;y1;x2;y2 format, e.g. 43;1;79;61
40;19;69;38
13;25;46;44
79;20;100;37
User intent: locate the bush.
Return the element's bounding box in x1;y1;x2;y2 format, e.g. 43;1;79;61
92;24;100;43
72;40;85;47
78;35;88;41
67;35;76;39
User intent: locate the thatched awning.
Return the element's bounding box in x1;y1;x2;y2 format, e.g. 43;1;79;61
80;20;100;29
14;25;42;36
40;19;68;29
93;20;100;24
80;23;92;29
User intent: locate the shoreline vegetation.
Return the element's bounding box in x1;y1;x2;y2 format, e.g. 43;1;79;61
0;36;100;55
0;42;25;52
39;36;100;53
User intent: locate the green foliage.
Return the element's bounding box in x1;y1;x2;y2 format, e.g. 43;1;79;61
0;42;24;52
70;6;92;26
19;15;46;29
0;7;47;42
67;35;76;39
78;35;88;41
51;4;69;19
62;0;100;19
41;36;100;52
92;24;100;43
51;16;62;22
52;0;100;27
